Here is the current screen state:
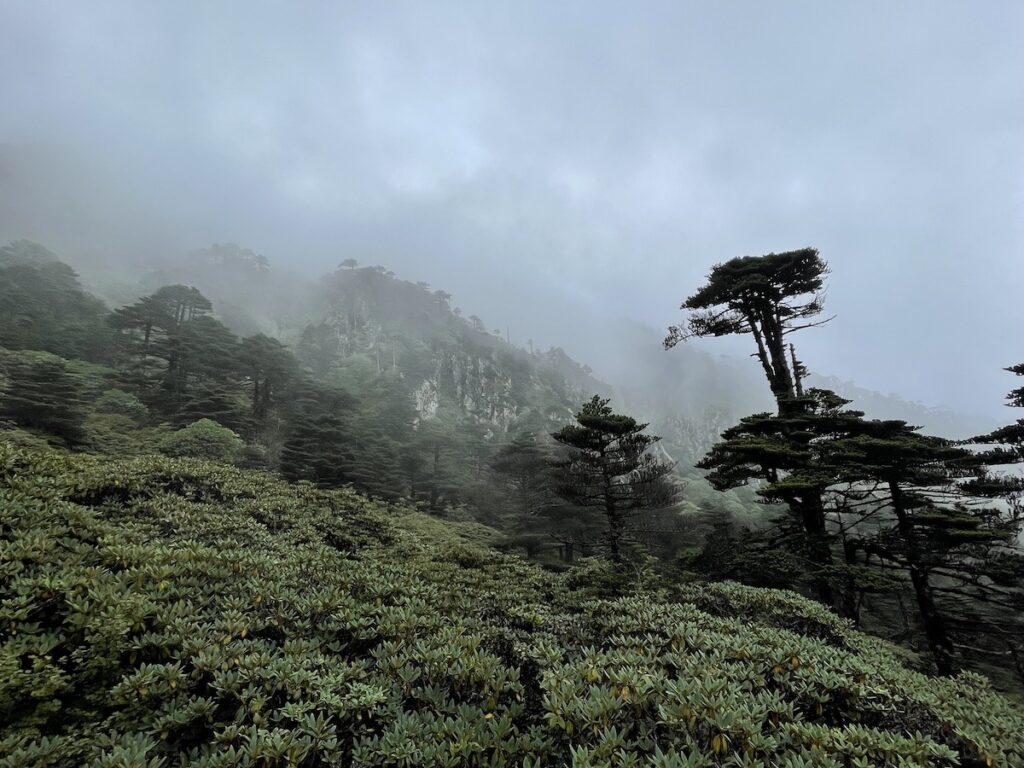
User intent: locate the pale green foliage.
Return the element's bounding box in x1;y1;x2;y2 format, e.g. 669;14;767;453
1;447;1022;767
95;389;149;422
158;418;242;462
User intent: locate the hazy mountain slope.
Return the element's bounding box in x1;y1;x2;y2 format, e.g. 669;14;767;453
67;242;996;444
82;247;608;430
3;445;1022;767
806;373;1001;440
599;321;1000;460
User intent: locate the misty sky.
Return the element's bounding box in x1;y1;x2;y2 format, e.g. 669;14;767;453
1;1;1021;418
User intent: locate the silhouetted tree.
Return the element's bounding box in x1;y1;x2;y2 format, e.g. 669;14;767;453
665;248;828;408
667;249;841;605
822;421;1022;675
957;363;1024;680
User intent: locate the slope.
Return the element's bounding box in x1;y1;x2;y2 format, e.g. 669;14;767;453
2;445;1022;768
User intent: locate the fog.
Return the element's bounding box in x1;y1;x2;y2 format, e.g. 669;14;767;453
1;1;1021;420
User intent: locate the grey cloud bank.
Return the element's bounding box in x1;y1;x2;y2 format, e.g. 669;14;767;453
1;0;1021;417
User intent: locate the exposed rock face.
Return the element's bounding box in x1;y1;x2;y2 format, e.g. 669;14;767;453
433;351;520;425
654;406;738;462
413;379;439;421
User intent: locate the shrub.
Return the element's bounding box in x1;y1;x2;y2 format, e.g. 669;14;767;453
94;388;149;422
157;418;241;462
1;447;1022;768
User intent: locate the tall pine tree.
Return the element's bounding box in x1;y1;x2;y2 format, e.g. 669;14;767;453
667;249;842;605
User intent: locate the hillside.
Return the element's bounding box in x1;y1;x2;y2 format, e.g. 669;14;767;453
2;445;1022;768
0;240;753;542
83;244;995;445
0;240;610;506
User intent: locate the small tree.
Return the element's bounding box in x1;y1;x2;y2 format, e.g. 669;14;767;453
551;396;679;563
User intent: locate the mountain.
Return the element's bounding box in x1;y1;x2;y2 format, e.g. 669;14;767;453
296;263;610;428
74;242;997;445
805;373;1001;440
3;445;1021;767
592;321;1000;461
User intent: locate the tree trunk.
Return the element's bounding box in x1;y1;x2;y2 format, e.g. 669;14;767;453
839;537;861;623
607;516;621;563
800;495;838;608
889;480;955;675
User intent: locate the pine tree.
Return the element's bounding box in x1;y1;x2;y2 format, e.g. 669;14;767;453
666;250;841;605
172;316;245;429
279;380;355;487
0;240;112;362
109;285;217;414
696;388;877;612
490;431;552;520
665;248;828;408
823;422;1020;675
237;334;298;439
972;362;1024;472
955;363;1024;680
0;352;87;446
551;396;679;564
410;412;462;512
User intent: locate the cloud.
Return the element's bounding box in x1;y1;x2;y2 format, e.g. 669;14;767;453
0;0;1021;416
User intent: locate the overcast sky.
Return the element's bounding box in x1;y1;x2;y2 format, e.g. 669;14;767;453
1;1;1021;417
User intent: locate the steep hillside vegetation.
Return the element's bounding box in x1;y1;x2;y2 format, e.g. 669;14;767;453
0;240;752;558
2;446;1022;767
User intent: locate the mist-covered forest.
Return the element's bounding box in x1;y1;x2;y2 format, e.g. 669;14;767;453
2;3;1023;767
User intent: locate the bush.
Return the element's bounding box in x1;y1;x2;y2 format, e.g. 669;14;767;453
157;418;241;462
0;426;55;451
83;414;169;457
94;389;148;422
1;447;1022;768
235;442;270;469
